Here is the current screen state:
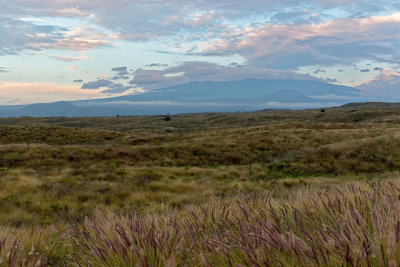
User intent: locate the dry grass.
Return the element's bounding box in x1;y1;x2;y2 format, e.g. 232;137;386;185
0;106;400;265
1;178;400;266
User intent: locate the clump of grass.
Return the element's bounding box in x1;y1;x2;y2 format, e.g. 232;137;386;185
70;211;182;266
0;227;69;266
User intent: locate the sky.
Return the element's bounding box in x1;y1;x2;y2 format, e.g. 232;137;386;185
0;0;400;104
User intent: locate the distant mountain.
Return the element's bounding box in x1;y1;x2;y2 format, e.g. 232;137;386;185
74;78;359;105
0;101;102;117
22;101;79;116
0;79;361;117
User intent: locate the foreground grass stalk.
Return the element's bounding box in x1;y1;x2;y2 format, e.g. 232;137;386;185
59;179;400;266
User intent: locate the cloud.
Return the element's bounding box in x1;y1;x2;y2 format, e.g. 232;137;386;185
197;12;400;69
81;78;134;94
111;66;129;76
271;9;323;24
50;55;90;62
264;101;339;109
229;62;241;67
128;61;321;89
310;94;356;100
0;17;112;56
47;7;89;17
313;69;326;74
360;69;370;72
82;79;113;89
111;66;127;72
1;0;399;103
73;79;83;83
49;25;113;51
145;63;169;68
3;1;393;20
184;10;218;28
2;0;399;79
357;68;400;101
101;83;133;94
81;61;322;94
186;46;197;54
129;69;166;86
0;67;9;73
324;77;338;83
0;81;105;105
2;0;395;46
0;17;63;55
68;65;79;71
111;75;130;80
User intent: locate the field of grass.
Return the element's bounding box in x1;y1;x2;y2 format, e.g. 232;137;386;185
1;103;400;266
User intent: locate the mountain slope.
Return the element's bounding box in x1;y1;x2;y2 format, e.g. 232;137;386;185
0;79;361;117
74;78;359;104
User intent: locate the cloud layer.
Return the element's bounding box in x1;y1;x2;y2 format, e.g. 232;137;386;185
198;12;400;69
357;69;400;101
1;0;400;103
79;61;332;94
0;17;112;55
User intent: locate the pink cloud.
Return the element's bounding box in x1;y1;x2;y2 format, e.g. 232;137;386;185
0;82;106;104
50;7;89;17
184;10;218;28
357;68;400;101
199;12;400;68
50;55;90;62
0;17;113;55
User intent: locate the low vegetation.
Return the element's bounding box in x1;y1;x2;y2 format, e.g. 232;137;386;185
1;103;400;265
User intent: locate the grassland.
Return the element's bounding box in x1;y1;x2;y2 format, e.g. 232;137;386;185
1;103;400;266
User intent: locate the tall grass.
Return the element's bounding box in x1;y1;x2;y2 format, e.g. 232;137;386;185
1;178;400;265
66;179;400;266
0;227;69;266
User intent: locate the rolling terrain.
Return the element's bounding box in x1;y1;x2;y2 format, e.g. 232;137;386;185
0;103;400;265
